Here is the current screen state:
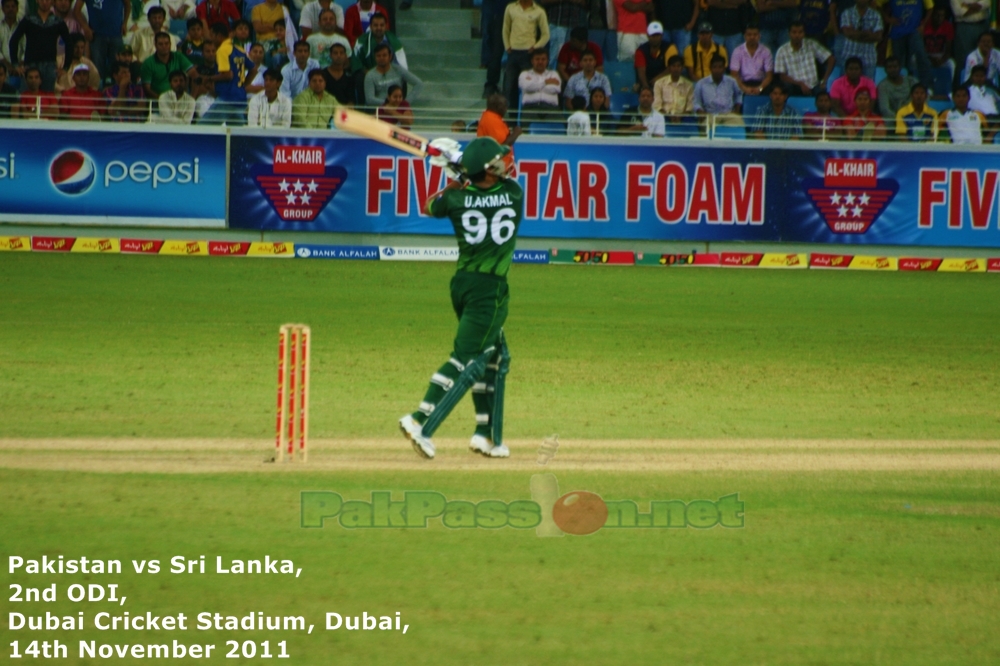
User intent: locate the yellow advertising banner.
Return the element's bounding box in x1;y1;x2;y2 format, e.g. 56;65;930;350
759;253;808;268
848;256;897;270
0;236;31;251
938;258;986;273
159;240;209;256
70;238;120;253
247;242;295;257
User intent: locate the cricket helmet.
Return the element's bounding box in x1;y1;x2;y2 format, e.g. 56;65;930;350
461;137;510;177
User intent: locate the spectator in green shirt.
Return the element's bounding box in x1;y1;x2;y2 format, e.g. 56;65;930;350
292;67;337;127
140;32;195;97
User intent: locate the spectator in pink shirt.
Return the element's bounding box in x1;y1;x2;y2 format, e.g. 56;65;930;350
729;24;772;96
829;55;877;116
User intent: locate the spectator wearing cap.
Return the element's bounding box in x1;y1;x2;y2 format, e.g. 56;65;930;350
502;0;549;109
563;48;611;107
363;41;420;105
280;39;319;97
130;6;178;64
111;42;141;85
156;67;195;122
351;11;404;71
72;0;127;81
839;0;882;80
774;20;834;95
653;54;693;120
539;0;590;65
299;0;345;38
703;0;753;56
292;67;336;127
55;33;99;92
60;61;103;118
248;67;292;126
829;55;876;115
756;0;798;54
684;21;726;80
652;0;698;57
8;0;71;91
104;59;146;120
729;24;772;96
140;31;195;97
634;21;676;88
308;8;352;67
750;82;801;138
556;26;604;83
613;0;652;61
692;52;742;124
15;65;59;118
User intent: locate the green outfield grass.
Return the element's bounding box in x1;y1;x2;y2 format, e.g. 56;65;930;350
1;254;999;664
1;254;999;440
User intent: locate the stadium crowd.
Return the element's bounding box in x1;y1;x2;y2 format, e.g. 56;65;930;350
0;0;997;142
0;0;420;127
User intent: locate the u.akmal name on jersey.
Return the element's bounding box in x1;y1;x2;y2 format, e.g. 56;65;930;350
464;192;514;208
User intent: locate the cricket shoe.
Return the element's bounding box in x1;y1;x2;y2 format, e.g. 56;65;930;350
486;443;510;458
399;415;435;459
469;434;493;456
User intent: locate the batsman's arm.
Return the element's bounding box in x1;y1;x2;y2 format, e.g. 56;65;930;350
423;179;463;216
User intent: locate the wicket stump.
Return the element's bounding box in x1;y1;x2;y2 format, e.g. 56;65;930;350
275;324;310;462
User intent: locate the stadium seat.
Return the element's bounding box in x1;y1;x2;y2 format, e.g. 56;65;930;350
610;92;638;115
713;124;746;140
528;121;566;135
932;66;953;95
786;96;816;114
604;61;637;93
874;66;887;84
827;65;843;91
742;95;769;117
927;99;952;114
663;122;701;137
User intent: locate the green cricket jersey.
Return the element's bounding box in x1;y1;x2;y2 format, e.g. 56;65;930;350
429;179;524;278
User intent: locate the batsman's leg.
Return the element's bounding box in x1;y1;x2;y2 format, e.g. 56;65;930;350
489;334;510;457
420;346;495;437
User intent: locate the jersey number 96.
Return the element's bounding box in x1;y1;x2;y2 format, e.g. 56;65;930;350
461;207;517;246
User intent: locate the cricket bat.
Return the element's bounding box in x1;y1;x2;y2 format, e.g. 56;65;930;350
333;108;442;158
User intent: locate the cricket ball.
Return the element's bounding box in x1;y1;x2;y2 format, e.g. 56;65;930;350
552;491;607;535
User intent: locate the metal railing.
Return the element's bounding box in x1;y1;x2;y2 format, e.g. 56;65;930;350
2;94;996;145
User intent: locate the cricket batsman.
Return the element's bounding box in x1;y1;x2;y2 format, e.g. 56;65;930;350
399;137;523;460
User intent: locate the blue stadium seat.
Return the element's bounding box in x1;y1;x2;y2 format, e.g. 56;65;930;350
604;61;637;93
932;66;953;94
927;99;952;114
786;97;817;114
742;95;769;117
874;66;887;84
713;125;746;140
663;122;701;137
827;66;843;91
529;122;566;135
610;92;639;115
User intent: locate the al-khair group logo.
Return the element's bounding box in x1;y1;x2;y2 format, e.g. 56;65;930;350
300;475;744;536
50;150;96;195
802;157;899;234
252;145;347;222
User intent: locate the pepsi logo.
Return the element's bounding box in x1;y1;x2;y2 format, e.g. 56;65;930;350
50;150;96;195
